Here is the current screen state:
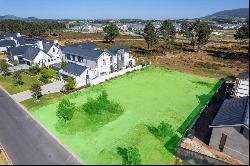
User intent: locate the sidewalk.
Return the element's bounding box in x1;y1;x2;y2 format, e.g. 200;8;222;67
11;80;66;102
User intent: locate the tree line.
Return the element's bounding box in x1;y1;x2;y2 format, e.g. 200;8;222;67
0;19;65;37
103;19;249;52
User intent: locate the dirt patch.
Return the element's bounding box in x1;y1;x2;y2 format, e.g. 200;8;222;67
0;52;7;60
179;137;246;165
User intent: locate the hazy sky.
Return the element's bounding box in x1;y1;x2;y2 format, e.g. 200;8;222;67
0;0;249;19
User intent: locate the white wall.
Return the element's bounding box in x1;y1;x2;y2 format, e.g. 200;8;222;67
90;65;143;86
235;79;249;97
33;51;62;67
0;47;7;52
97;52;112;76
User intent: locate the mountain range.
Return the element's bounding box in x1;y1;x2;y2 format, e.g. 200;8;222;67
202;8;249;20
0;14;39;20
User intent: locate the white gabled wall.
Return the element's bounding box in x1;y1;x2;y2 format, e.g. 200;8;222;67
97;52;111;76
33;51;52;67
74;68;96;88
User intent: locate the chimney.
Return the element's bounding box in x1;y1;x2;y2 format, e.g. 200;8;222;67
54;40;59;45
37;41;43;50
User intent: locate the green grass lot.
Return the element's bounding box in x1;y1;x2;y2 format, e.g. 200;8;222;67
0;73;43;94
29;67;222;165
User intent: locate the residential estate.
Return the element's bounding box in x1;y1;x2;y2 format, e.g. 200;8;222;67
0;32;136;88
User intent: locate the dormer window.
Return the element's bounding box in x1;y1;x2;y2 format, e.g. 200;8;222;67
103;59;106;65
53;48;55;52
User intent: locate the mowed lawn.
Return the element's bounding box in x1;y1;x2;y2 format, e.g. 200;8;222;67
0;73;42;94
29;67;222;165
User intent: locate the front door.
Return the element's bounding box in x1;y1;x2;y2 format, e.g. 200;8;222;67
219;133;227;152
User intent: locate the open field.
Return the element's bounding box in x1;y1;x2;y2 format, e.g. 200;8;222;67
47;32;249;79
0;73;43;94
28;67;222;165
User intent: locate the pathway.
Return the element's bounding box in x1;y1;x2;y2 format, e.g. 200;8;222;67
11;80;66;102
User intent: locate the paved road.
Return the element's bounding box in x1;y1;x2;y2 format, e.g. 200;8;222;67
0;88;83;165
11;80;66;102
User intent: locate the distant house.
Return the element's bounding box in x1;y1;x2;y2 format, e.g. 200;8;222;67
1;32;21;38
234;71;249;98
0;40;16;51
209;96;249;164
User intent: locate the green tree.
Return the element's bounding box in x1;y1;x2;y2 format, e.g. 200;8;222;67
117;146;141;165
0;60;9;77
64;77;76;91
180;22;193;39
103;23;119;43
235;19;249;42
30;83;42;100
160;20;176;51
144;22;158;49
40;68;52;83
192;21;212;52
56;99;75;122
13;71;23;86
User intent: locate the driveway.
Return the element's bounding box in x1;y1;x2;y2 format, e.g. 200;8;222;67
8;64;30;73
11;80;66;102
0;88;83;165
0;64;30;76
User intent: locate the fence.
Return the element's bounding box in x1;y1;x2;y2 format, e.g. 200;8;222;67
89;65;144;86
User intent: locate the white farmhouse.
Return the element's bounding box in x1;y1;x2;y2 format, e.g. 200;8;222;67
8;40;63;67
60;43;136;88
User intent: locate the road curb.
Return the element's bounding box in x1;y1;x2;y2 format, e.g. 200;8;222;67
0;86;85;165
0;144;13;165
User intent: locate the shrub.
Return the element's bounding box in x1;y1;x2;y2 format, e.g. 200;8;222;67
28;65;40;75
117;146;141;165
0;59;9;76
148;121;174;141
82;91;124;115
64;77;76;91
40;68;53;83
12;71;23;86
56;99;76;123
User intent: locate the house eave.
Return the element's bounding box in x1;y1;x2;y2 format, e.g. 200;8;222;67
209;124;249;130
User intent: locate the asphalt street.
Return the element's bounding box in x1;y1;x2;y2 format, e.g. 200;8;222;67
0;88;82;165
